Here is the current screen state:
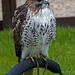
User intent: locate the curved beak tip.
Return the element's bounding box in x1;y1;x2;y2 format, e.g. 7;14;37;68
44;0;50;6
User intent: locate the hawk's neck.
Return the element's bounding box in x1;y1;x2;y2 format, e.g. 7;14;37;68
28;7;50;15
26;7;51;25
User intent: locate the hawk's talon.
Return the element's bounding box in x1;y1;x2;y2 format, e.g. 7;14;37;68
40;55;47;61
26;56;34;62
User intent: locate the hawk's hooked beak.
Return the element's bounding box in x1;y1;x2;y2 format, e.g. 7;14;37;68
40;0;50;8
44;0;50;6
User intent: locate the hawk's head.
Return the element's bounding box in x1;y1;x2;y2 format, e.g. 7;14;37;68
36;0;50;8
25;0;50;9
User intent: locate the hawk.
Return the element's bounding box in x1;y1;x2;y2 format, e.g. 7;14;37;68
12;0;56;75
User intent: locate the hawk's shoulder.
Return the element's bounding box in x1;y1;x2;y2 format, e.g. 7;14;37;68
12;4;28;28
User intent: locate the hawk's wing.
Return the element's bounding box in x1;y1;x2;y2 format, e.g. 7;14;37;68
12;4;28;58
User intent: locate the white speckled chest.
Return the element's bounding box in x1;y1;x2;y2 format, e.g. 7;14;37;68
20;8;56;59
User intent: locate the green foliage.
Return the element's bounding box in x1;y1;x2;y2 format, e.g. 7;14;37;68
0;27;75;75
0;29;18;75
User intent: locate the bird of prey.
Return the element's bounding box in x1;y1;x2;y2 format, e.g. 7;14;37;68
12;0;56;75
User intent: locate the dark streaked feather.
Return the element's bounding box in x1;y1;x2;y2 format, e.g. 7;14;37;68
12;4;28;58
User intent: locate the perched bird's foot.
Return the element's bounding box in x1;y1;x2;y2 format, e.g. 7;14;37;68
40;55;47;61
26;56;34;62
